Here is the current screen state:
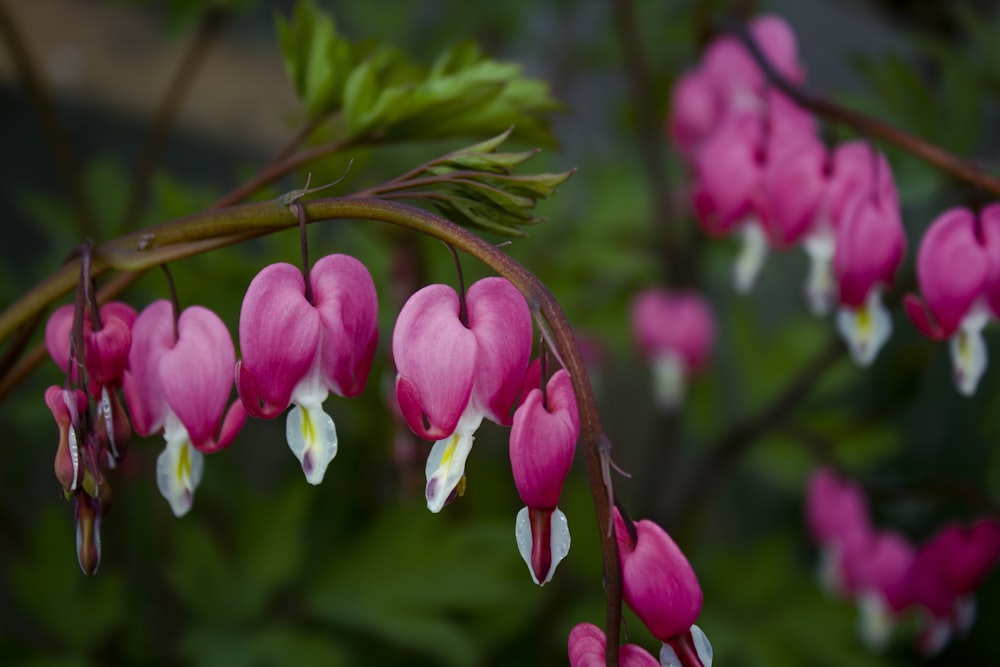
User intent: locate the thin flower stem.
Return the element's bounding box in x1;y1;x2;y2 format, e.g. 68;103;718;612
0;1;95;237
0;195;625;665
730;20;1000;197
122;9;227;231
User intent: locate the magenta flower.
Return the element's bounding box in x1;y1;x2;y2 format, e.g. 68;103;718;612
903;519;1000;655
509;368;579;585
614;508;712;667
236;255;378;485
393;276;532;512
630;288;715;409
904;205;1000;395
45;301;136;463
567;623;660;667
123;300;245;516
833;167;906;366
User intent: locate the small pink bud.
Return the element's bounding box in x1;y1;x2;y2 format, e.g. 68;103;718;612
614;508;703;642
567;623;660;667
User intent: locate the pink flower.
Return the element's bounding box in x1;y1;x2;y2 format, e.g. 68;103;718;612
762;141;886;315
392;277;532;512
833;164;906;366
614;508;712;666
45;301;136;463
904;205;1000;395
568;623;660;667
44;385;89;494
236;255;378;484
124;300;245;516
630;289;715;408
668;14;805;159
509;368;579;585
903;519;1000;655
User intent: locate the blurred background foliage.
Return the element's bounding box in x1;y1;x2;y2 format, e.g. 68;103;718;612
3;0;1000;665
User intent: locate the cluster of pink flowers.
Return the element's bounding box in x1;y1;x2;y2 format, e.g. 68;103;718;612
42;260;601;592
568;509;711;666
806;467;1000;654
669;14;907;367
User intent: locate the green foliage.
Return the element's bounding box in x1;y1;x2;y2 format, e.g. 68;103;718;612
276;0;559;144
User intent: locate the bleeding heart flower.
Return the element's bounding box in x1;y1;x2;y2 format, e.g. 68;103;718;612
510;368;578;585
568;623;661;667
236;254;378;485
630;288;715;409
614;508;712;666
833;168;906;367
393;276;532;512
124;300;245;516
904;204;1000;395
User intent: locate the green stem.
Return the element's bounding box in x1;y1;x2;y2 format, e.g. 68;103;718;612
0;196;623;662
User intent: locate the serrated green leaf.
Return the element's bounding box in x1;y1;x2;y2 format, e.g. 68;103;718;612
304;507;531;667
452;178;535;213
431;196;530;236
479;170;574;199
450;126;515;155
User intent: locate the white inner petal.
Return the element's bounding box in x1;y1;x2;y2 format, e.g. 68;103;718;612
156;413;204;517
856;591;894;652
651;351;687;410
659;642;682;667
733;218;769;294
802;227;836;316
286;400;338;485
424;413;482;513
545;507;571;584
514;506;536;584
954;595;977;635
949;304;990;397
691;625;713;667
835;286;892;367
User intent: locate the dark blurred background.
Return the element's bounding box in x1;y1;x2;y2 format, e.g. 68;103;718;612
3;0;1000;665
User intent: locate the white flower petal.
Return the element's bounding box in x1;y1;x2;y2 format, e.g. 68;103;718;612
856;591;894;652
950;306;990;396
803;229;836;316
691;625;713;667
659;642;682;667
733;219;769;294
651;351;687;410
424;415;481;513
156;415;204;517
515;506;536;584
286;403;338;485
836;287;892;366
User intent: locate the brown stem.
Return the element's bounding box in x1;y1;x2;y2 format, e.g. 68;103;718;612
0;0;95;237
731;21;1000;198
670;335;845;525
122;9;227;231
0;195;624;664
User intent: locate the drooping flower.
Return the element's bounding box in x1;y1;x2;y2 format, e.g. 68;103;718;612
568;623;660;667
236;254;378;485
833;163;906;366
630;289;715;409
44;385;89;495
393;276;532;512
124;300;245;516
45;301;136;463
904;205;1000;395
509;367;579;585
903;519;1000;655
614;508;712;667
669;13;805;158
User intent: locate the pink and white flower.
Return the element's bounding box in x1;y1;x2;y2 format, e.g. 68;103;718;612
392;276;532;512
236;254;378;485
124;300;245;516
509;367;579;585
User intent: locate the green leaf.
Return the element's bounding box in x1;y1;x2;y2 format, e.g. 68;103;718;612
342;60;379;134
304;507;533;667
